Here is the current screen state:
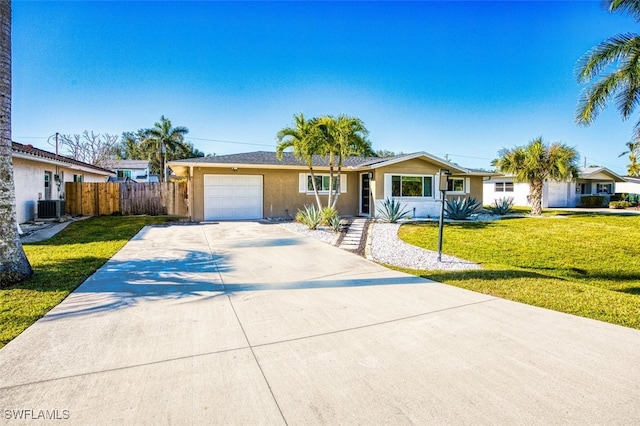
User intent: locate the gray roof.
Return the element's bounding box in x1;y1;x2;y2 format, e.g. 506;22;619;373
171;151;380;167
168;150;492;175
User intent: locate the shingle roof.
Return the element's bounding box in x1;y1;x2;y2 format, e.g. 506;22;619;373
12;142;115;175
170;151;380;167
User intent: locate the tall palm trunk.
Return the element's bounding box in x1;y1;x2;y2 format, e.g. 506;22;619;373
529;180;544;216
0;0;33;286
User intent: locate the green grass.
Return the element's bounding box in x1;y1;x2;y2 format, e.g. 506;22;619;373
0;216;173;348
395;213;640;329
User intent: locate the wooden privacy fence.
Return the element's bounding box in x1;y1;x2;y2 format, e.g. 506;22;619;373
65;182;188;217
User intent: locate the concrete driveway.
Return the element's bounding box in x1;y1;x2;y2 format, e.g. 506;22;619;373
1;221;640;425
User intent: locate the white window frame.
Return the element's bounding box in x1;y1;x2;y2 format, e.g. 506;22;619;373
298;173;347;194
446;177;471;195
495;181;514;193
386;174;435;199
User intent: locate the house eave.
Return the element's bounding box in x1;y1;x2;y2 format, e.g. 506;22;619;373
12;152;115;176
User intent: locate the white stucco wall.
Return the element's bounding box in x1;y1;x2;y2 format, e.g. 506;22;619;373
616;180;640;195
482;179;530;207
13;156;110;223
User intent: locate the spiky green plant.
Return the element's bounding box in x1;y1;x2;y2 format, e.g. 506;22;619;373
488;197;515;215
445;197;482;220
328;215;342;233
296;204;322;230
376;198;409;223
320;206;339;226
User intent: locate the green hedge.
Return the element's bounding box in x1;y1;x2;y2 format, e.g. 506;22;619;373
580;195;606;207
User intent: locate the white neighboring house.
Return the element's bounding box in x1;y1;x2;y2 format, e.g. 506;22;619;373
107;159;157;183
12;142;115;223
483;167;626;208
615;176;640;199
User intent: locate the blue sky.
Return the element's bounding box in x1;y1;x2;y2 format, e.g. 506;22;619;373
11;1;640;174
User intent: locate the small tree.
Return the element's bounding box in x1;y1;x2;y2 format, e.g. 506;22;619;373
492;138;580;216
619;140;640;176
59;131;119;168
276;113;324;210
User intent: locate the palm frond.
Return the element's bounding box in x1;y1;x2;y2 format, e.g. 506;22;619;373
607;0;640;21
576;33;640;83
576;70;625;124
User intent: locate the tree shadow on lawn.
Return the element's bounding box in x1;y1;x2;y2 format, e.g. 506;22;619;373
415;268;563;283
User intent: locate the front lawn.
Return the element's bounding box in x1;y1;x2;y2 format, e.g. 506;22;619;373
395;213;640;329
0;216;173;348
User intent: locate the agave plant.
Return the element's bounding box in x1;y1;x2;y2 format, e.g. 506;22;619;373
296;204;322;230
376;198;409;223
488;197;514;216
320;206;339;226
328;214;342;233
445;197;482;220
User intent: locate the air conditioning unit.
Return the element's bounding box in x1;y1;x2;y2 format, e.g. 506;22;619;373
38;200;65;219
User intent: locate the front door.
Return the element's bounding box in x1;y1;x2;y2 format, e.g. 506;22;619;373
360;173;371;216
44;171;52;200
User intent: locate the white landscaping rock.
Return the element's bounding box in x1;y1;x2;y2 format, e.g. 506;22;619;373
370;223;481;271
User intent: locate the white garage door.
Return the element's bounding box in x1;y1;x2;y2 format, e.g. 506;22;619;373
204;174;263;220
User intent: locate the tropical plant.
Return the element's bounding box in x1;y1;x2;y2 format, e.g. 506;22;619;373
576;1;640;141
609;200;632;209
320;206;339;226
276;113;371;210
445;197;482;220
315;115;372;209
0;0;32;287
295;204;322;230
328;215;342;233
619;140;640;176
141;116;190;182
276;113;324;210
492;138;580;216
376;198;410;223
488;197;515;215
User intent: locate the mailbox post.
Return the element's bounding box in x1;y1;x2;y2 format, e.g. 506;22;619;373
437;169;451;262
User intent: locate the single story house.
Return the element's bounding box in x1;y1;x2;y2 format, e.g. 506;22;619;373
483;167;626;208
615;176;640;197
107;159;158;183
12;142;115;223
168;151;493;221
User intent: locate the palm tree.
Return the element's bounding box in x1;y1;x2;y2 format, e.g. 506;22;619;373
276;113;324;210
492;138;580;216
142;116;189;182
0;0;33;286
315;115;371;209
576;0;640;139
619;140;640;176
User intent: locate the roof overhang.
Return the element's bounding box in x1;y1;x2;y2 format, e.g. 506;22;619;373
12;152;115;176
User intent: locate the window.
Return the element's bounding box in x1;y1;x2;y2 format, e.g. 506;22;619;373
299;173;347;193
495;182;514;192
44;173;50;188
308;175;338;192
448;178;465;192
391;175;433;197
73;174;83;182
117;170;132;180
596;183;612;194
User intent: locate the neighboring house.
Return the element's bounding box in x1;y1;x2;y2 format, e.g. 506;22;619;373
107;159;158;183
615;176;640;196
168;151;493;221
12;142;115;223
483;167;626;208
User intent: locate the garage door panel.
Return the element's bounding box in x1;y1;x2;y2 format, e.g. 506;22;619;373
204;174;263;220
